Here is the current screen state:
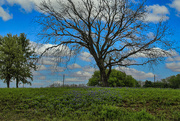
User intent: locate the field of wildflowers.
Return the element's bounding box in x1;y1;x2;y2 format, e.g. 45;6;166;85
0;87;180;120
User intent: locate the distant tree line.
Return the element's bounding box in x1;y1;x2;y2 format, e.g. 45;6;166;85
143;74;180;89
88;69;180;89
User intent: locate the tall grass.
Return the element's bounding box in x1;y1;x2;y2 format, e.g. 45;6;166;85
0;87;179;120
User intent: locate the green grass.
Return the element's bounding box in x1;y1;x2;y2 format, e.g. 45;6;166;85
0;87;180;121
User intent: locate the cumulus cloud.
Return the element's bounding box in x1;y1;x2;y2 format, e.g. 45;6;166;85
166;62;180;72
66;70;93;82
45;80;51;83
38;76;46;80
68;63;81;69
37;57;58;65
32;42;73;57
4;0;81;14
65;77;86;82
73;71;92;78
145;4;170;23
0;6;13;21
37;65;47;71
33;82;44;86
166;56;180;62
32;71;41;76
40;59;57;65
116;67;154;80
30;41;75;62
83;66;98;72
49;66;65;72
6;0;35;12
53;81;63;84
79;52;92;62
169;0;180;16
130;48;177;58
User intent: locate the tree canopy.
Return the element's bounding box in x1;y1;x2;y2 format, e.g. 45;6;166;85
0;33;37;88
87;69;139;87
161;74;180;88
37;0;173;86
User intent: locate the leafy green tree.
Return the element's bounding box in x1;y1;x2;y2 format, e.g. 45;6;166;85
87;71;101;86
165;74;180;88
0;34;19;88
143;80;153;87
87;69;137;87
13;33;37;88
124;75;137;87
136;81;142;87
0;33;37;88
153;81;169;88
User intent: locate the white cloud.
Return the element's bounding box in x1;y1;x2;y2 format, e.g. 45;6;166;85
68;63;81;69
32;42;73;57
79;52;92;62
147;5;170;15
145;4;170;23
166;56;180;62
37;57;57;65
41;59;57;65
53;81;63;84
74;71;92;78
45;80;51;83
116;67;154;80
37;65;47;71
130;48;177;58
32;71;41;76
6;0;35;12
33;82;44;86
65;78;86;82
166;62;180;72
49;66;65;72
38;76;46;80
83;66;97;72
5;0;75;13
169;0;180;15
0;6;13;21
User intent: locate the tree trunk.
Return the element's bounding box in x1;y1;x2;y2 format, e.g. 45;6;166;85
7;81;10;88
6;74;11;88
16;77;19;88
100;68;109;87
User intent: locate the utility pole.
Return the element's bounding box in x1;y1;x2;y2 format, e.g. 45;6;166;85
154;75;155;87
63;74;65;87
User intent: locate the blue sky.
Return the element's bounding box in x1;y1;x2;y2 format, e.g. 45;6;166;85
0;0;180;88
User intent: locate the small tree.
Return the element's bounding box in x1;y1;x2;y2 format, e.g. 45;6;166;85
13;33;37;88
0;34;20;88
0;33;37;88
37;0;173;87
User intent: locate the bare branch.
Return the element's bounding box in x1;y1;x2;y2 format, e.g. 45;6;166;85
36;0;173;87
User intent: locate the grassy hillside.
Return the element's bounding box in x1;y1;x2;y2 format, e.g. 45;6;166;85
0;87;180;121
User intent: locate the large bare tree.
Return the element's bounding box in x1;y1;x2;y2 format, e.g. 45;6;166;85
36;0;173;86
